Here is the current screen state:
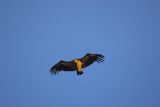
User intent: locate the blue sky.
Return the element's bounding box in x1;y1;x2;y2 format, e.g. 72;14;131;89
0;0;160;107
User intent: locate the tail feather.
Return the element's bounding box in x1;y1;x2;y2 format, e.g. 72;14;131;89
77;71;83;75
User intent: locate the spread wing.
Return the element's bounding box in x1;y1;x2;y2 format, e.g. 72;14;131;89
50;60;76;75
79;53;104;68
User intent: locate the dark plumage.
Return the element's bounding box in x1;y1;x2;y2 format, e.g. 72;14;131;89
50;53;104;75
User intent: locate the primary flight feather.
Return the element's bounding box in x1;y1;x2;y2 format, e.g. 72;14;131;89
50;53;104;75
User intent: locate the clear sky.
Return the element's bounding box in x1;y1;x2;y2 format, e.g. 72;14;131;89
0;0;160;107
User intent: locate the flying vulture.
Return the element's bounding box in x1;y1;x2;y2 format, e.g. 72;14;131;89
50;53;104;75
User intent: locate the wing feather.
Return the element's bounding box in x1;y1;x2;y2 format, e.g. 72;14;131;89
79;53;104;68
50;60;76;75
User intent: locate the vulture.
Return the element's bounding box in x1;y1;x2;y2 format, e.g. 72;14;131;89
50;53;104;75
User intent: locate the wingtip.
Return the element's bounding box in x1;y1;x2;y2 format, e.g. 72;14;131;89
96;54;105;63
50;69;54;75
50;68;58;75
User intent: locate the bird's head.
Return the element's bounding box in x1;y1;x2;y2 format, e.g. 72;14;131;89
73;59;78;63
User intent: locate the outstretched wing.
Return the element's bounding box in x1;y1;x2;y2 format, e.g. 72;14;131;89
50;60;76;75
79;53;104;68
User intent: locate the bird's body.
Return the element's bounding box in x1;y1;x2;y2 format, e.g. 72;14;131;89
50;53;104;75
74;59;83;75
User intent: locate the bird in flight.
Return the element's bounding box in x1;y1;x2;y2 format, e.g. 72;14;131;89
50;53;104;75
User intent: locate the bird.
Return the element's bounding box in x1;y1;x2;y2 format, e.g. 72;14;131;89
50;53;104;75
